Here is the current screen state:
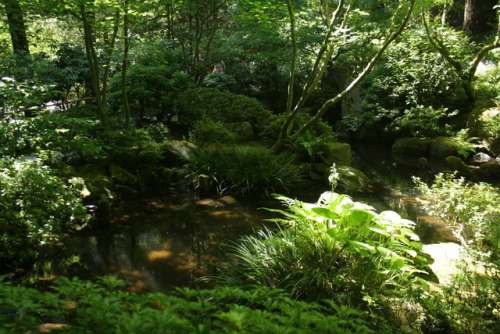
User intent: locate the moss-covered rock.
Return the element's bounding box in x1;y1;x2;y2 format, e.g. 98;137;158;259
336;165;371;192
475;162;500;180
322;142;352;166
491;138;500;156
430;137;458;158
109;163;139;187
392;138;432;155
445;156;472;177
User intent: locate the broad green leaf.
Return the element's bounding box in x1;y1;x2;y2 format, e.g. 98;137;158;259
348;241;376;256
311;207;340;219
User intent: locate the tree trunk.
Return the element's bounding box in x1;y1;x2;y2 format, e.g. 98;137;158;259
2;0;30;54
80;2;108;128
463;0;497;35
121;0;131;128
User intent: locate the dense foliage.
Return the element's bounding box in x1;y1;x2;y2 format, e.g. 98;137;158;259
413;173;500;333
0;158;89;266
0;0;499;333
0;276;374;334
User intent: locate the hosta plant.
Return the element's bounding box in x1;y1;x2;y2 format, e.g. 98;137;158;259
217;169;433;304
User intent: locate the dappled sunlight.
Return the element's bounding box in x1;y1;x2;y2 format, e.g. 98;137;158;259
147;250;173;261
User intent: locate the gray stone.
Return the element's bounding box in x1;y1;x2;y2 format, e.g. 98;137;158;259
163;140;198;167
472;152;492;163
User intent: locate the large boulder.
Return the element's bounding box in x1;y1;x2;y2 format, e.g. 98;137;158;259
475;162;500;180
429;137;458;158
322;142;352;166
446;156;473;178
392;138;432;155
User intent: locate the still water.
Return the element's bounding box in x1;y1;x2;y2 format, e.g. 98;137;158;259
22;143;453;292
27;193;275;293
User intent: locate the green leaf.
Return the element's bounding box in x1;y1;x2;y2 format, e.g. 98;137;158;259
348;241;376;256
311;207;340;219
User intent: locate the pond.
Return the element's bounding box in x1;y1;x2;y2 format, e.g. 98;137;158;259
13;143;454;293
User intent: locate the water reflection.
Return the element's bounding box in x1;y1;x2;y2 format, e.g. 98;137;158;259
28;192;273;293
350;142;454;243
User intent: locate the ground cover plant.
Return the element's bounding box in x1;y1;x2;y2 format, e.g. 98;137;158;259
0;276;374;334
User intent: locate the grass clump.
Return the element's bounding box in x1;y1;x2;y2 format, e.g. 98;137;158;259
187;146;301;198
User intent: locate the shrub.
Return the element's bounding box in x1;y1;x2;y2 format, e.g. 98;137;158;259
0;112;104;162
0;276;375;333
216;178;432;304
176;87;272;129
0;158;90;266
260;112;337;162
187;147;302;197
412;174;500;332
107;64;192;121
188;119;238;147
202;72;238;92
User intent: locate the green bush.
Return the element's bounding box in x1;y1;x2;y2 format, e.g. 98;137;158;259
217;182;432;304
260;112;337;162
0;276;375;334
188;119;238;147
0;112;104;162
176;87;272;129
202;72;238;92
101;127;167;167
108;64;192;121
411;173;500;333
187;147;302;197
0;158;90;266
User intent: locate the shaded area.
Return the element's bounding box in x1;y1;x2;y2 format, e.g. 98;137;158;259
20;192;274;293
